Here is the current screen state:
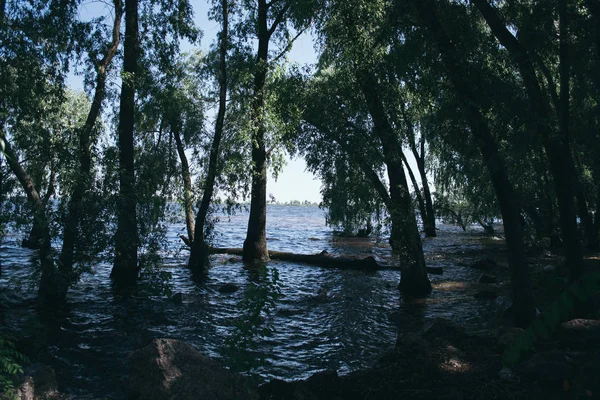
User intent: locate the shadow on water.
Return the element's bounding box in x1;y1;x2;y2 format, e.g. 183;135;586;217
0;207;509;399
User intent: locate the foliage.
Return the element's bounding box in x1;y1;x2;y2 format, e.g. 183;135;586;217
502;270;600;367
0;335;27;396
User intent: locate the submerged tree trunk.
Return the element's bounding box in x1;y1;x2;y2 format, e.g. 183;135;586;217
414;0;535;326
111;0;139;287
189;0;229;273
1;134;61;303
243;0;271;263
357;70;431;297
61;0;122;281
477;218;495;234
23;160;55;249
472;0;584;283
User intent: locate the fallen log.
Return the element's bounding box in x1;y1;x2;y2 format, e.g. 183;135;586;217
208;247;443;275
209;248;381;272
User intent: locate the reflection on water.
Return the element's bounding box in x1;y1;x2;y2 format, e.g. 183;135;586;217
0;206;506;399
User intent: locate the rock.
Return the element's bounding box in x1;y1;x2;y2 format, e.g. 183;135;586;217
426;267;444;275
16;376;35;400
557;319;600;349
499;367;516;381
517;351;576;383
542;265;555;273
305;369;339;386
170;292;183;305
421;318;466;341
578;353;600;397
218;283;239;294
16;364;60;400
473;290;498;300
258;370;339;400
395;332;430;351
307;288;328;303
497;327;525;347
129;338;259;400
469;258;497;271
478;274;497;284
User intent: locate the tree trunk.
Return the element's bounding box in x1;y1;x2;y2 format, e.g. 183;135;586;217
23;162;54;250
414;0;536;326
173;129;195;245
243;0;270;263
61;0;122;278
408;133;436;237
574;180;596;249
0;155;4;277
357;70;431;298
0;0;5;25
416;159;436;238
401;152;427;234
472;0;584;283
594;188;600;248
477;218;494;234
1;133;62;303
111;0;139;287
188;0;229;273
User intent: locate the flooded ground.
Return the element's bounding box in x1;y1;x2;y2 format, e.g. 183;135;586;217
0;206;508;399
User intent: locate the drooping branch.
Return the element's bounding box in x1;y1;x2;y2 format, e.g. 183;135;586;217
304;118;392;208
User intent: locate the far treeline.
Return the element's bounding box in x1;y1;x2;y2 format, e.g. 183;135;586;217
0;0;599;327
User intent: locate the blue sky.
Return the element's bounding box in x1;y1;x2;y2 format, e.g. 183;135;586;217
72;0;323;203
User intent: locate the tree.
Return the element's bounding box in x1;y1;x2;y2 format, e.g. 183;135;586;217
471;0;584;282
189;0;230;273
304;0;432;296
111;0;140;287
61;0;123;281
410;0;536;325
239;0;313;263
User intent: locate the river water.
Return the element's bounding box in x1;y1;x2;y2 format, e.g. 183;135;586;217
0;205;506;399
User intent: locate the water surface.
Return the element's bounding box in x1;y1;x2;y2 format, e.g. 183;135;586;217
0;205;505;399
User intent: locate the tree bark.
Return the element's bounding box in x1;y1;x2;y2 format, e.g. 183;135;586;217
401;152;427;233
111;0;139;287
0;0;5;26
403;118;436;237
188;0;229;273
61;0;122;278
23;161;54;250
414;0;536;326
173;129;195;244
243;0;272;263
472;0;584;283
1;133;61;303
357;70;431;297
414;147;436;238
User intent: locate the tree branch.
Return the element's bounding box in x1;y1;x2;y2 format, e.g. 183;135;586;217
267;2;290;38
269;24;311;65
